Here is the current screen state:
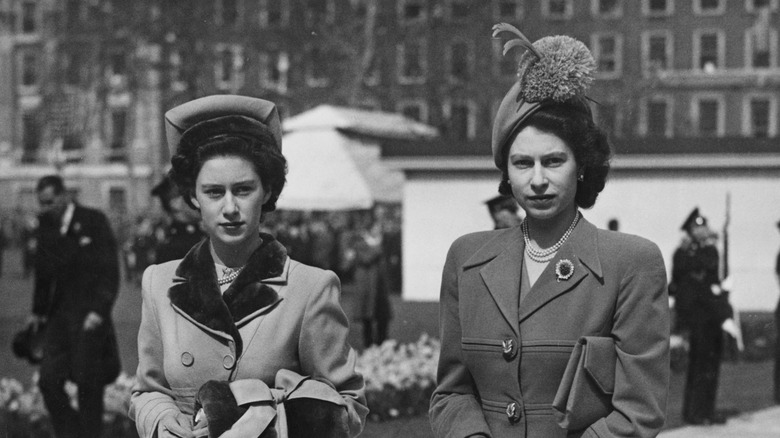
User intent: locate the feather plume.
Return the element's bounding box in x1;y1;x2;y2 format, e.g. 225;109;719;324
492;22;541;60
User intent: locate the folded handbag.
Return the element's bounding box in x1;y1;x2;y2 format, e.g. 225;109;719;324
552;336;616;431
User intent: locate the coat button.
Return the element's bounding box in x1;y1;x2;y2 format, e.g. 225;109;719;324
222;354;236;370
181;352;194;367
506;402;521;423
502;339;517;360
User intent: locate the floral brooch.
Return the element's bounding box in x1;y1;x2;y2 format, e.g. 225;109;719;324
555;259;575;282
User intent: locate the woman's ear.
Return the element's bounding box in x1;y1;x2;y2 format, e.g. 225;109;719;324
262;189;272;205
190;195;200;209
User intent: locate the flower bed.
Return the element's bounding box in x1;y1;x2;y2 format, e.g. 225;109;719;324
0;335;441;434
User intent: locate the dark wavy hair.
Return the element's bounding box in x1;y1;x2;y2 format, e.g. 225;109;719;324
497;104;612;209
168;133;287;213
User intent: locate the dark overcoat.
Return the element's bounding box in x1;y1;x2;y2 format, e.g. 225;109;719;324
33;204;120;385
430;218;670;438
129;235;368;437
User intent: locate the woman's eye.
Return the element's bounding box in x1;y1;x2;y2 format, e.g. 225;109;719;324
233;186;253;196
513;159;533;168
204;189;224;198
545;157;564;167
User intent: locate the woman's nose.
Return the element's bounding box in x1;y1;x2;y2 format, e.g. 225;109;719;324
530;165;547;188
222;194;239;215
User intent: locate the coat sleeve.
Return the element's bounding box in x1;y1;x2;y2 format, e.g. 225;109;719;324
298;269;368;437
81;209;120;318
585;240;670;438
129;264;182;438
429;239;492;438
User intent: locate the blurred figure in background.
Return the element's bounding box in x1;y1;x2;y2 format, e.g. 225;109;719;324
485;194;523;230
31;175;120;438
150;176;204;263
775;219;780;404
344;209;392;348
669;207;740;425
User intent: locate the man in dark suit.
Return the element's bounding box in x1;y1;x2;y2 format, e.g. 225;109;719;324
29;175;120;438
150;175;203;263
669;208;739;425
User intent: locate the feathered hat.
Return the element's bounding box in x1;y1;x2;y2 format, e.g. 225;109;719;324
491;23;596;170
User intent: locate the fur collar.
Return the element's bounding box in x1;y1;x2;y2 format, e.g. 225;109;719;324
168;233;287;358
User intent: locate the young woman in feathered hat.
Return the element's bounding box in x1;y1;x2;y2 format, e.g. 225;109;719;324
430;25;670;438
129;95;368;438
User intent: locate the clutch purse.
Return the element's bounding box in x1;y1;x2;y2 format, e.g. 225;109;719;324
552;336;615;431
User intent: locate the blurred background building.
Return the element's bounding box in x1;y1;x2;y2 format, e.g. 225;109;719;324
0;1;778;313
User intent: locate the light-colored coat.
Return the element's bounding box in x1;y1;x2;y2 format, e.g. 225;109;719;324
430;218;670;438
129;236;367;437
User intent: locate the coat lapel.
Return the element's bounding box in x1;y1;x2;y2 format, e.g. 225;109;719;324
464;227;524;336
519;218;603;323
168;233;287;358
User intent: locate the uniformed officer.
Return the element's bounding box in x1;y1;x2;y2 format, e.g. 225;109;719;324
150;176;204;263
669;207;740;425
484;194;523;230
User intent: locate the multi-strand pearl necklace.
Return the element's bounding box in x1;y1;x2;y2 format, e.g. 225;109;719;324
522;211;580;263
218;266;245;286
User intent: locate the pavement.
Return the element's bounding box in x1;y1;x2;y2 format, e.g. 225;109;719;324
659;405;780;437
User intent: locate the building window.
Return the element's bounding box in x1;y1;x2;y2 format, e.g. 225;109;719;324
643;31;673;73
21;1;37;33
746;0;778;12
397;99;429;123
448;41;471;82
397;40;427;84
692;95;724;137
108;187;128;216
214;44;244;91
109;109;127;161
592;0;622;17
743;96;777;137
305;45;330;87
595;101;619;138
259;50;289;93
694;0;725;14
494;0;523;21
169;50;187;91
259;0;289;27
543;0;573;19
20;52;39;87
21;111;40;163
592;33;622;78
110;51;126;78
216;0;240;26
643;0;674;16
305;0;335;26
443;99;477;139
746;10;777;68
642;96;673;137
63;50;84;85
447;0;470;19
363;54;381;87
66;0;82;25
694;30;724;71
398;0;427;23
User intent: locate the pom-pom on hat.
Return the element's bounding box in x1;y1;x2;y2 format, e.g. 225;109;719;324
491;23;596;170
165;95;282;157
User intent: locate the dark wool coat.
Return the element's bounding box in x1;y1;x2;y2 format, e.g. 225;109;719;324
33;204;120;386
129;234;368;437
430;218;670;438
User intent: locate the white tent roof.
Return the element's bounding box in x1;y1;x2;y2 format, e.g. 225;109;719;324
276;130;374;211
282;105;438;140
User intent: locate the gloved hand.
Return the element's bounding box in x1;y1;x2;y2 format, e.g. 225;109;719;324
158;410;208;438
721;318;744;352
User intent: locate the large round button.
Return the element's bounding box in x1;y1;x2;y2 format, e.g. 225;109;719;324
180;352;194;367
222;354;236;370
506;402;521;423
502;339;517;361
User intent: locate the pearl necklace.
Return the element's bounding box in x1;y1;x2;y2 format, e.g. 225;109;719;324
522;211;580;263
218;266;245;286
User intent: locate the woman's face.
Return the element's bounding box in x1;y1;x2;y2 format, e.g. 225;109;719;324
192;155;270;248
506;126;579;222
